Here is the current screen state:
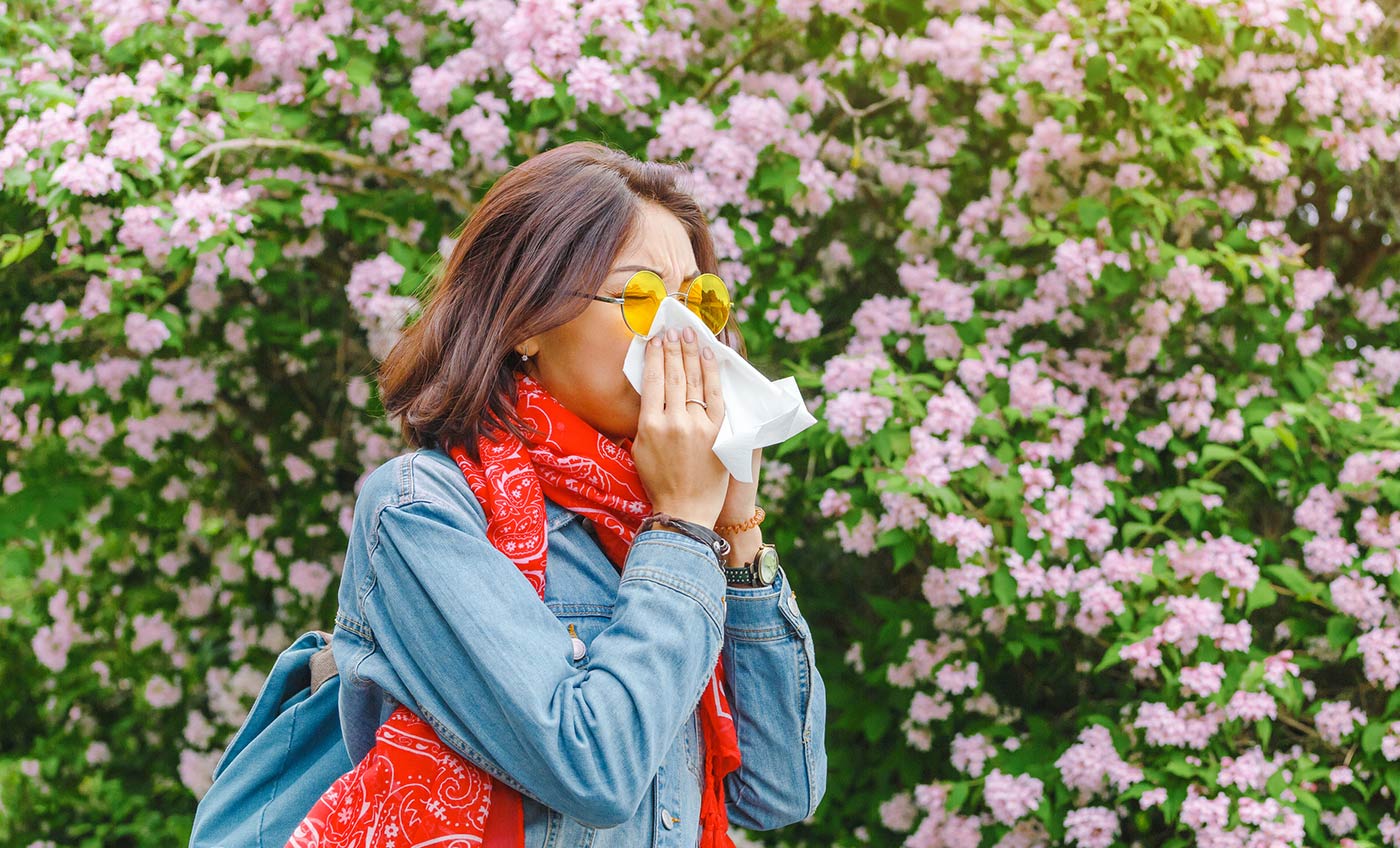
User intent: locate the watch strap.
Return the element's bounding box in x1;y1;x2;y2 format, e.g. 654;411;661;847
724;543;776;586
724;565;758;583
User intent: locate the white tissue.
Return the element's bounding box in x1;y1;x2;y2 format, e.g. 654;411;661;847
622;296;818;483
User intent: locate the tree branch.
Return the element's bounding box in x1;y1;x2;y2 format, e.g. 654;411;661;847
183;138;473;213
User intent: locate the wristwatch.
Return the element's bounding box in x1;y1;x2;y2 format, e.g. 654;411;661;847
637;513;732;564
724;543;779;587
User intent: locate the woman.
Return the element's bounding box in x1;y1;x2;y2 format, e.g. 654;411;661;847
289;141;827;848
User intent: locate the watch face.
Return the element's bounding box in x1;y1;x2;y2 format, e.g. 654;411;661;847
757;546;779;583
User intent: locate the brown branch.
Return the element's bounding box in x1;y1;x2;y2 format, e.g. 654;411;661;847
183;138;473;213
696;21;801;101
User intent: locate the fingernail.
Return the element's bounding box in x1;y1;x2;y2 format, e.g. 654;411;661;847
666;328;679;342
682;327;696;342
702;346;714;359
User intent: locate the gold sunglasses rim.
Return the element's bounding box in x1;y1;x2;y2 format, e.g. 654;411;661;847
588;269;731;336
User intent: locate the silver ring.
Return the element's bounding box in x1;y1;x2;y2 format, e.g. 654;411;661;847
685;398;708;409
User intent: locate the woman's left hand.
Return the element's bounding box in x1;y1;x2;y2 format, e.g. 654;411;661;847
716;447;762;527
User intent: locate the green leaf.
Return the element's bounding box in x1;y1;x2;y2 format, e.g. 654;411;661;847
1094;642;1123;673
1325;615;1354;650
992;565;1015;605
1265;564;1318;598
1078;198;1109;229
1085;55;1110;87
1245;580;1276;614
946;781;970;812
0;228;45;267
1362;720;1386;755
862;708;889;741
344;56;375;87
1236;456;1270;485
1200;443;1237;463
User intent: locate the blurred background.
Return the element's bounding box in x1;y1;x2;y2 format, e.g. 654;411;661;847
3;0;1400;846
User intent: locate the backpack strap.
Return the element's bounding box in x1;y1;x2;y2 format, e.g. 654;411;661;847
309;630;338;695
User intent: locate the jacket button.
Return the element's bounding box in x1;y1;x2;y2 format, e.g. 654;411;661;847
660;808;676;829
567;624;586;661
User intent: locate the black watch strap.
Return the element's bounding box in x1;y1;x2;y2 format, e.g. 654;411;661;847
724;564;758;583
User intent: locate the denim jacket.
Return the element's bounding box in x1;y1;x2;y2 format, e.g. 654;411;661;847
331;447;828;847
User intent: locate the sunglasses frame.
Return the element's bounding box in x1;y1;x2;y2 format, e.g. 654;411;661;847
580;270;731;337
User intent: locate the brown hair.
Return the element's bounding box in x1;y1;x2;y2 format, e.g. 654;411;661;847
377;140;747;463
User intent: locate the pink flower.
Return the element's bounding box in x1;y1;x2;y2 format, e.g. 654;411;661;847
835;512;877;556
1179;662;1226;697
1139;788;1167;808
288;560;334;599
1063;807;1119;848
950;732;996;777
934;660;979;695
144;674;182;709
123;312;171;355
567;57;623;113
824;390;894;445
53;153;123;196
983;769;1044;825
766;299;823;342
1314;700;1367;745
1225;690;1278;722
878;790;918;832
818;488;852;518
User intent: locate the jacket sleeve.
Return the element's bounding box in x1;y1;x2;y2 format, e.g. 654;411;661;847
358;494;729;829
719;563;828;830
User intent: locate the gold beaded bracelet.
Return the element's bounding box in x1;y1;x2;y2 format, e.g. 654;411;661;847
714;506;765;535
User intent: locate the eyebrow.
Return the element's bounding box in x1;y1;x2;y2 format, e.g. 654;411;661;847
612;264;702;278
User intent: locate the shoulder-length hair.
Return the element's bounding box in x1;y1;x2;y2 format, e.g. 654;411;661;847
377;140;747;464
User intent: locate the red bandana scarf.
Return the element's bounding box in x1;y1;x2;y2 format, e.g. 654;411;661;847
288;372;741;848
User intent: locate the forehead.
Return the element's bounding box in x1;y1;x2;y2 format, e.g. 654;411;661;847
615;204;695;265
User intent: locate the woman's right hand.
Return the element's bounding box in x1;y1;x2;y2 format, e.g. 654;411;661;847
632;325;729;529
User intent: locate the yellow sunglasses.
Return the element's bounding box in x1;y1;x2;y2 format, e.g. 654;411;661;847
583;269;731;337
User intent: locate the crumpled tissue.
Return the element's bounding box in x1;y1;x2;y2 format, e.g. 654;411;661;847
621;296;818;483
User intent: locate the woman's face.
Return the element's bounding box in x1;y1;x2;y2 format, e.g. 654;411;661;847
516;202;701;445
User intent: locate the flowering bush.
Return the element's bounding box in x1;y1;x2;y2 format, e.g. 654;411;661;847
3;0;1400;846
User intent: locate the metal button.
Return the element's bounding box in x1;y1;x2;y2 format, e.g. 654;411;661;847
661;808;676;829
567;624;586;661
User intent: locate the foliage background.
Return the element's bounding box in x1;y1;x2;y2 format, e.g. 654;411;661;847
3;0;1400;846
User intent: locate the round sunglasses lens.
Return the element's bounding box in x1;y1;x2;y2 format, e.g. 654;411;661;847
622;270;665;335
686;273;730;334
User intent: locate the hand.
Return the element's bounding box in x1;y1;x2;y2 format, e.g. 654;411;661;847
716;447;762;528
632;326;730;528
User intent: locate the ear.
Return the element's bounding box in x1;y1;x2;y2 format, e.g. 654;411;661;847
514;337;540;358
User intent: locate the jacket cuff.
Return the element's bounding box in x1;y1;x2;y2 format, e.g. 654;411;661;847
622;527;727;633
723;565;802;638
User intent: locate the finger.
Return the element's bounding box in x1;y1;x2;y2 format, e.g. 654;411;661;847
640;335;664;420
681;327;704;409
700;341;724;426
663;328;685;411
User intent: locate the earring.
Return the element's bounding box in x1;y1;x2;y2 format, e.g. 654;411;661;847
520;352;529;362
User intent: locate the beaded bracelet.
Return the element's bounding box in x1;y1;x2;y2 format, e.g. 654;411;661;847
714;506;765;535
